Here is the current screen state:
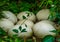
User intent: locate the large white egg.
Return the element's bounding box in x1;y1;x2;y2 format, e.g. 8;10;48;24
0;18;14;32
36;9;50;21
33;21;56;38
2;11;17;23
17;11;36;22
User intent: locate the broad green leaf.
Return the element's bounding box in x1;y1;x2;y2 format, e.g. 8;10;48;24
0;28;6;36
13;29;18;33
19;26;22;31
50;30;57;33
42;35;55;42
50;30;58;35
21;29;27;32
48;0;53;5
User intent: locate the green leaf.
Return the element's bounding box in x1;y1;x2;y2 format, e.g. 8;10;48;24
48;12;56;21
22;16;26;19
21;29;27;32
15;38;21;42
13;29;18;33
0;28;6;36
50;30;57;33
25;24;27;27
42;35;55;42
50;30;58;35
19;26;22;31
13;34;18;37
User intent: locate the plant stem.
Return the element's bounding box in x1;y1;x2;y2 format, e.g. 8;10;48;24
0;39;2;42
32;36;36;42
36;38;42;42
39;0;46;8
46;1;48;8
24;37;26;42
10;38;13;42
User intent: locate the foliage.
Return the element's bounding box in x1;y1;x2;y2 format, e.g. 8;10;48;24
42;35;55;42
0;0;60;42
0;28;6;36
19;26;27;32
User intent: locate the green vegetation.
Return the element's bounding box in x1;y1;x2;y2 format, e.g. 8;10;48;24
0;0;60;42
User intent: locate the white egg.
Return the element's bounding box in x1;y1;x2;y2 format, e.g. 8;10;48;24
17;20;34;28
18;24;33;38
0;18;14;32
2;11;17;23
33;21;56;38
17;11;36;22
36;9;50;21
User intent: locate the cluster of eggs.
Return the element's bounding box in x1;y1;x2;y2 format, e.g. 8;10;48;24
0;9;59;40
